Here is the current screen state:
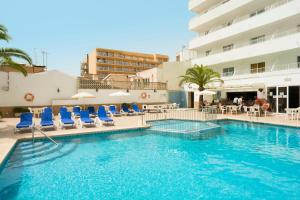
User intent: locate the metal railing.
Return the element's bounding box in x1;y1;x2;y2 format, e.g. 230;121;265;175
191;0;293;37
221;62;300;78
78;78;167;90
196;27;300;58
141;109;218;125
33;127;58;145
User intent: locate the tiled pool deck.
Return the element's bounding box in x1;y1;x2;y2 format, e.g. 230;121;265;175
0;112;299;165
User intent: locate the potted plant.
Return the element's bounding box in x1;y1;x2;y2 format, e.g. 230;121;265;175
13;107;30;117
121;103;131;109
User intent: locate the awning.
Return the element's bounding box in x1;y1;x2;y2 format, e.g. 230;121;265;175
209;83;265;91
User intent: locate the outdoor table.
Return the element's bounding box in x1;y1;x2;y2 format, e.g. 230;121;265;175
31;107;45;118
285;108;298;120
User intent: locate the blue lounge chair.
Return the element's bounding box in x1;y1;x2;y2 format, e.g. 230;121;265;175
87;106;97;117
44;107;53;113
59;107;68;113
121;105;135;116
59;111;75;129
79;111;96;128
72;106;81;117
40;111;55;130
96;106;114;126
44;107;55;119
132;104;145;115
15;112;34;133
109;105;121;117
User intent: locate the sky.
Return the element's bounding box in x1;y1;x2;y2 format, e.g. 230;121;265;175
1;0;195;75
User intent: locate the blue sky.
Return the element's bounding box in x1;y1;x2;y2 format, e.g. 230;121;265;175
1;0;194;75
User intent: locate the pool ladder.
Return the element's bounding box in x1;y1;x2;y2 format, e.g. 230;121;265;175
32;127;58;145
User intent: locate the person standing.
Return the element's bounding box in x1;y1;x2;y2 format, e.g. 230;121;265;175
233;97;238;105
238;96;243;105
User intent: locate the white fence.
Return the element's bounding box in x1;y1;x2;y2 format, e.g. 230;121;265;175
141;109;218;125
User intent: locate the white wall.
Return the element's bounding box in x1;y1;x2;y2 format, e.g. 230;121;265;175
0;70;77;107
0;70;168;108
137;61;191;91
52;89;167;106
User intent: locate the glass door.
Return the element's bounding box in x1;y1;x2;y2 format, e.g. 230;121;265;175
267;87;277;112
278;87;287;113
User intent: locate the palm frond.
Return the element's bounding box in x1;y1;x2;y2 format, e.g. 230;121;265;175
178;64;223;88
0;48;32;64
0;24;11;42
0;56;27;76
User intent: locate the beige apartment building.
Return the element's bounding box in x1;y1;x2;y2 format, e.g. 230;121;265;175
81;48;169;80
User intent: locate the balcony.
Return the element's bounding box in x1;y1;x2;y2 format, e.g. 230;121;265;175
78;78;167;90
189;0;299;49
189;0;222;13
189;0;254;32
221;62;300;79
192;28;300;66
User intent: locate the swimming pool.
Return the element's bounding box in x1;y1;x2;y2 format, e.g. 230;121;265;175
1;120;300;199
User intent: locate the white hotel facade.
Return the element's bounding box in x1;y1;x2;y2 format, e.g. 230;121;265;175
188;0;300;113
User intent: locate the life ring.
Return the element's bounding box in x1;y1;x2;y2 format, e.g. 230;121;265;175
24;93;34;102
140;92;147;99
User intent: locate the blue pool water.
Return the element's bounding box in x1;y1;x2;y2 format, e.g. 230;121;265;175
1;120;300;199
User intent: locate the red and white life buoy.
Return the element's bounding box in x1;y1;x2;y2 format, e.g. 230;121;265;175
24;93;34;102
140;92;147;99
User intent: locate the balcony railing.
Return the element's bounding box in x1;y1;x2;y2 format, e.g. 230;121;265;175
78;78;167;90
221;62;300;78
196;27;300;58
191;0;293;36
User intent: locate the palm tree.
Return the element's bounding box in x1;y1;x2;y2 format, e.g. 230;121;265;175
179;64;223;109
0;24;32;76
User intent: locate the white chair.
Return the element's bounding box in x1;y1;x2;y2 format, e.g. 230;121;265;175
285;108;295;120
230;106;238;115
219;105;226;114
250;106;260;117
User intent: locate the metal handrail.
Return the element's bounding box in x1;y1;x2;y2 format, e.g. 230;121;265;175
33;127;58;145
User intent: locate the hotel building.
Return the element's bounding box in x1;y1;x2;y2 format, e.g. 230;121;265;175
82;48;169;80
188;0;300;113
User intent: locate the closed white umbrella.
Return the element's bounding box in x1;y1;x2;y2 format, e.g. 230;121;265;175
72;92;95;99
71;92;95;109
198;90;216;95
109;91;130;97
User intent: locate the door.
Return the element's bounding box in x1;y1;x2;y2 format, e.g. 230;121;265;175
289;86;300;108
267;87;277;112
188;92;194;108
278;87;287;113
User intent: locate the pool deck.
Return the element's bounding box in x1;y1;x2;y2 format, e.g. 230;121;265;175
0;112;300;166
0;115;148;165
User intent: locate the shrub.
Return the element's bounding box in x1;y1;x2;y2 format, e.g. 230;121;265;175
13;107;30;113
121;103;131;109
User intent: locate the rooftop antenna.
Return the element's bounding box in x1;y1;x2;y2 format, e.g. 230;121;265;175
41;50;49;67
34;48;38;65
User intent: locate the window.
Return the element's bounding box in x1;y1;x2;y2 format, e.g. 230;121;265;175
250;8;265;17
223;44;234;52
226;20;233;27
223;67;234;77
297;56;300;68
205;50;211;56
251;62;265;73
250;35;265;45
